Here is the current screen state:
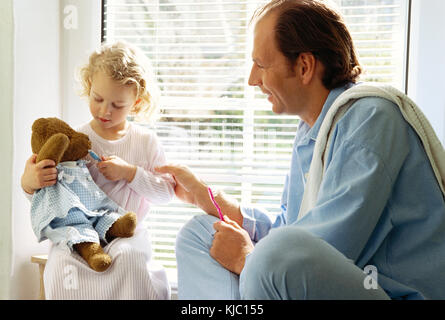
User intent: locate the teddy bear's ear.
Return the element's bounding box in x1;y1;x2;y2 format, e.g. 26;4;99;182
31;118;48;131
31;118;50;154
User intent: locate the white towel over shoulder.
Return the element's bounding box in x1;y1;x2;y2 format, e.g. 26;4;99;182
298;83;445;221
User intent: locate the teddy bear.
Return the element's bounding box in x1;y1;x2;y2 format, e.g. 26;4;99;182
30;117;137;272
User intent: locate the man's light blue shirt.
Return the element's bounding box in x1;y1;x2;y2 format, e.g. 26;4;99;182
241;83;445;299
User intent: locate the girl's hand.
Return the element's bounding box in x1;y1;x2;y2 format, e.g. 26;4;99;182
21;154;58;194
96;155;137;182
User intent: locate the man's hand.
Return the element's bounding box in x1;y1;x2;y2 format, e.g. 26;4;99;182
97;155;137;182
155;164;244;225
210;215;254;275
155;164;207;206
21;154;57;194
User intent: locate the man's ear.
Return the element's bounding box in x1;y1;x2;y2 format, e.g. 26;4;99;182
294;52;317;85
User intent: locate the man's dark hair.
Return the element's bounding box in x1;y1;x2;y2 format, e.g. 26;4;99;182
251;0;363;89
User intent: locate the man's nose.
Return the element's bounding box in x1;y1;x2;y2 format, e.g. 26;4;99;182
248;64;261;87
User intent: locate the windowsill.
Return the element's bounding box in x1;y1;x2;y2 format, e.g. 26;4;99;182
166;268;178;299
170;285;178;300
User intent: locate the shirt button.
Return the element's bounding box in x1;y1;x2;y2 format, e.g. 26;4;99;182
304;172;309;180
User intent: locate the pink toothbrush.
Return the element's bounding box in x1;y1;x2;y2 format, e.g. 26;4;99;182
208;187;225;221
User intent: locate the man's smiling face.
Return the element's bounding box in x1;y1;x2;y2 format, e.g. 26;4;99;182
248;12;303;116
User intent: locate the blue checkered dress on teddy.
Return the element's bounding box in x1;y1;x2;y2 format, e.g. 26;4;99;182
30;160;125;250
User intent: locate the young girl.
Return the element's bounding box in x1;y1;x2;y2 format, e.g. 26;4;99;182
21;41;175;299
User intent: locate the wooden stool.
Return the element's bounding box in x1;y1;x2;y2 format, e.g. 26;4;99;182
31;255;48;300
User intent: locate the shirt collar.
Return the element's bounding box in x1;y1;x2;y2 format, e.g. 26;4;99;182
297;82;355;144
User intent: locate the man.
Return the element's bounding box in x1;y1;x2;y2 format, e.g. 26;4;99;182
156;0;445;299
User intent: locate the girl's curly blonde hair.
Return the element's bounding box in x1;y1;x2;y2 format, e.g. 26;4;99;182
78;40;160;123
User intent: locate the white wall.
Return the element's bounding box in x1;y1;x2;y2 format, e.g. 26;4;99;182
0;0;14;300
11;0;61;300
407;0;445;145
60;0;101;127
10;0;100;299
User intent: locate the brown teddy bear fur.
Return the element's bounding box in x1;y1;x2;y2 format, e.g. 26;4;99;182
31;117;137;272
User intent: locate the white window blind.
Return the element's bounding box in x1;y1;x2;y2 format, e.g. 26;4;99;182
102;0;409;284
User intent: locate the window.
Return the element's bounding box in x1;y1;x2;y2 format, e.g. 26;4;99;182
337;0;410;88
102;0;409;284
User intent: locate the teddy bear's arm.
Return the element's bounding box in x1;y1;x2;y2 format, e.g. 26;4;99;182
36;133;70;165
